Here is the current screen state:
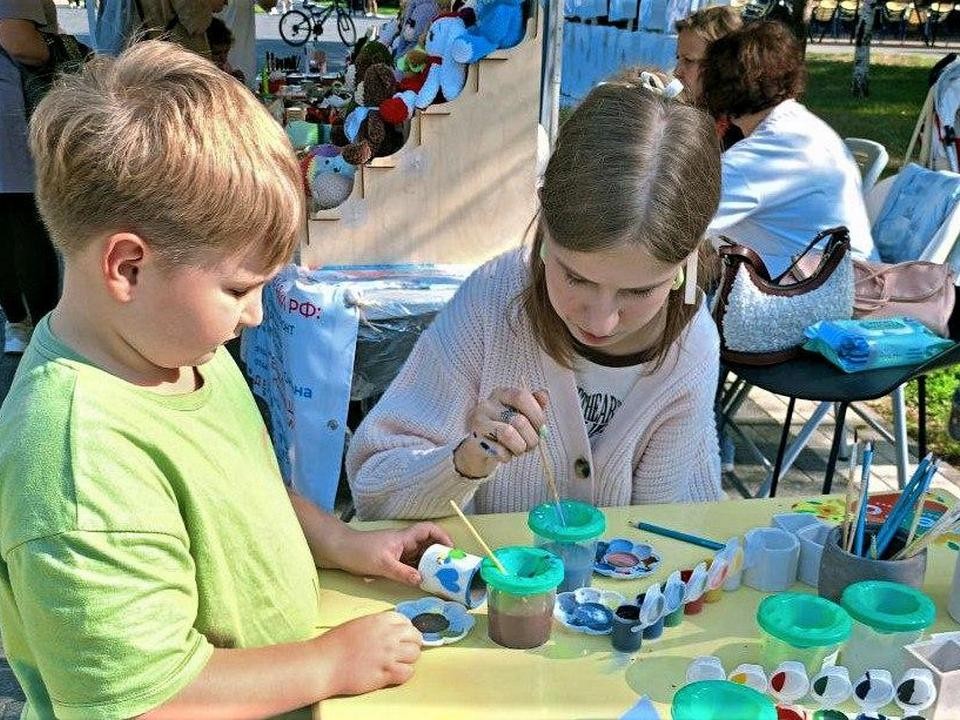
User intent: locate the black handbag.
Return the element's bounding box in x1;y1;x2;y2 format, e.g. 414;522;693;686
19;32;92;118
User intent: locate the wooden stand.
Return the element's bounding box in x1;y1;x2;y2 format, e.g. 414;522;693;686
301;7;543;268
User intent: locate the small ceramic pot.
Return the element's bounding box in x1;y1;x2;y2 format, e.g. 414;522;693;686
796;523;830;588
818;524;927;604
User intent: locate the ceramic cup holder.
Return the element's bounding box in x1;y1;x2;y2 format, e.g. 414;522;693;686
903;636;960;720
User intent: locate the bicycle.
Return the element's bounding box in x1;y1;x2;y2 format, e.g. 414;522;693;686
279;0;358;48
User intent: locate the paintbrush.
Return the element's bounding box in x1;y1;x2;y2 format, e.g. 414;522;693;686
520;374;565;525
448;500;507;573
896;460;938;558
894;503;960;559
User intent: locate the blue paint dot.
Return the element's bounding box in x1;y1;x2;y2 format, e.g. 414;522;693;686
435;567;461;593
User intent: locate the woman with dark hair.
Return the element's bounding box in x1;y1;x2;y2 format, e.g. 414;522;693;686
347;71;725;520
703;20;878;277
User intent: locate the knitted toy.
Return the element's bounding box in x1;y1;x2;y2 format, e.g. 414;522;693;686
341;63;406;166
390;0;440;59
414;14;469;109
451;0;525;63
344;40;393;94
301;145;356;209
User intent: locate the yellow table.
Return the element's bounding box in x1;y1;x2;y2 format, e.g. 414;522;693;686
314;497;960;719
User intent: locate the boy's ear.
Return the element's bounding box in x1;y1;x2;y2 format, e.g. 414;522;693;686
102;233;147;303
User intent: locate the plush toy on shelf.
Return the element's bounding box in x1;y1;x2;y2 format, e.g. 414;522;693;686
340;63;407;166
301;145;356;210
390;0;440;59
451;0;525;63
414;13;470;109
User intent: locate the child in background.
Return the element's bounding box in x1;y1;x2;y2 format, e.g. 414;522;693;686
0;41;451;720
346;70;725;520
207;16;245;82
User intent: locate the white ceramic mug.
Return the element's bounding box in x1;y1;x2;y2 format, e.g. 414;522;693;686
742;527;800;593
417;544;487;608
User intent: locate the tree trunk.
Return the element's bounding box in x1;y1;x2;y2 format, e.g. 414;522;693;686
851;0;877;98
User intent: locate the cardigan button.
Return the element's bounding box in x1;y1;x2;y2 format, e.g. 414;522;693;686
574;458;591;479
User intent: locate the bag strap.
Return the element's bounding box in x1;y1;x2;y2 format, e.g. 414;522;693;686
773;226;850;284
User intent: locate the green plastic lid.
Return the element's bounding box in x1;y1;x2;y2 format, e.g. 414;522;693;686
841;580;936;633
756;593;852;649
480;545;565;596
527;500;606;543
671;680;777;720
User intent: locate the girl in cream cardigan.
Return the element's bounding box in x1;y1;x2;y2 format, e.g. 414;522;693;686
347;73;725;519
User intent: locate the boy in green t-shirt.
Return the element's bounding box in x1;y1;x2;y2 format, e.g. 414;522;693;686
0;41;452;720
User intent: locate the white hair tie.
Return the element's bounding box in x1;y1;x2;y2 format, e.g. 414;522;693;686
638;71;684;99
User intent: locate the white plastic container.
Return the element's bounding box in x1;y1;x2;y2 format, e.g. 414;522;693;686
840;580;937;680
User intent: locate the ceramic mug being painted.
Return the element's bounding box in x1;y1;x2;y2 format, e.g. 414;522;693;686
418;543;487;608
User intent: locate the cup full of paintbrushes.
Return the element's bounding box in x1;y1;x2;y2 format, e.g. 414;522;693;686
818;522;928;603
528;500;606;593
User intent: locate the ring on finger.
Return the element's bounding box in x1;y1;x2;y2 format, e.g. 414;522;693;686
499;407;518;424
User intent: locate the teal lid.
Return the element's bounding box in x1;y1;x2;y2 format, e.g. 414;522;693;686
841;580;936;633
480;545;564;596
756;593;852;649
527;500;606;543
671;681;776;720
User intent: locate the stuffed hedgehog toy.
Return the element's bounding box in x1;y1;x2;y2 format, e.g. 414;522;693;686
301;145;356;210
451;0;525;63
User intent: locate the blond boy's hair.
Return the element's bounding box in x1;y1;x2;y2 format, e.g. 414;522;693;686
674;6;742;43
30;41;304;270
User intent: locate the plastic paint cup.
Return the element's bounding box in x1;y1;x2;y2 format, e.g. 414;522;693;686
480;545;564;649
611;603;644;653
809;665;853;708
686;656;726;684
840;580;936;680
681;568;706;615
672;680;776;720
528;500;606;593
756;593;852;675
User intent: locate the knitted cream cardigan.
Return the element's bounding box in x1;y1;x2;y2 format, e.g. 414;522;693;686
346;249;723;519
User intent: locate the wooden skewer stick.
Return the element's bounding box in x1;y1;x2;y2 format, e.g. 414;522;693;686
448;500;507;573
842;438;860;552
520;375;564;512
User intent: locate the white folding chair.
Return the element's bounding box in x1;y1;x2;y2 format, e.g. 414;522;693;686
845;137;890;194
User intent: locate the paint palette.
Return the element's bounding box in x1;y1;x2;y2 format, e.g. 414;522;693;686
553;587;626;635
593;538;661;579
394;597;475;647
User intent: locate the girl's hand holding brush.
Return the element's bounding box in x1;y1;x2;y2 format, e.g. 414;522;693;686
453;387;549;478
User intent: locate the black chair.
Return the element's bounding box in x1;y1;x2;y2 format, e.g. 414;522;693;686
721;342;960;497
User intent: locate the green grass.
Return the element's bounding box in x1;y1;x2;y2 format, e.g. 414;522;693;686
804;51;937;174
805;51;960;463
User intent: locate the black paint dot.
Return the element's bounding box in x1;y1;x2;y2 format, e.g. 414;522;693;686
411;612;450;634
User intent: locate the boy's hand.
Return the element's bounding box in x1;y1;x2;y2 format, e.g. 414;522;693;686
339;522;454;586
317;612;422;696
